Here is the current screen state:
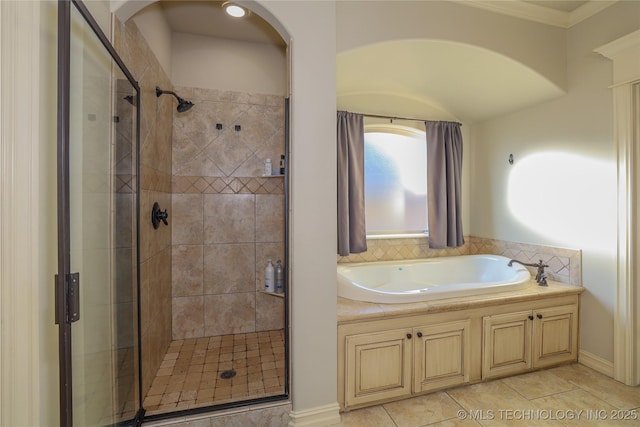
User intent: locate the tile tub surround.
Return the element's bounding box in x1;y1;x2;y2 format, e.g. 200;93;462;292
113;16;174;398
338;364;640;427
469;237;582;287
171;87;286;340
338;236;582;286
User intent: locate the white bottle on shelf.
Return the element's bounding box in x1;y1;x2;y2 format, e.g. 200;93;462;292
264;158;272;176
275;260;284;293
265;259;275;292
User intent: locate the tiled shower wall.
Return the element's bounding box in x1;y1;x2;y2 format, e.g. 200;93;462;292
114;18;174;395
338;236;581;286
171;87;285;340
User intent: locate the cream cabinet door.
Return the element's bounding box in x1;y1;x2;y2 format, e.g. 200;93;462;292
345;329;412;408
533;304;578;368
482;311;532;379
413;319;471;392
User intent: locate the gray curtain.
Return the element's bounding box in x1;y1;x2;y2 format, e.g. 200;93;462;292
426;120;464;248
337;111;367;256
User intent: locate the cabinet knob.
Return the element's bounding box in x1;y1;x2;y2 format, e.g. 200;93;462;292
528;315;534;320
537;313;543;319
406;333;412;339
417;332;423;338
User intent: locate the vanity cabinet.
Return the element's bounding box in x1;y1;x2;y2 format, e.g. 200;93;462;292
338;289;582;411
482;304;578;379
343;320;471;408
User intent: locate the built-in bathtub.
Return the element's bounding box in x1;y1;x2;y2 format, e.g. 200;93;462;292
337;254;531;303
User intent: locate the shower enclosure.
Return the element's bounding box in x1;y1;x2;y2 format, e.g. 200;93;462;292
56;1;141;425
55;1;289;425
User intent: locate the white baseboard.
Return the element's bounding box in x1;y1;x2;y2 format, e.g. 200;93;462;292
288;402;341;427
579;349;614;377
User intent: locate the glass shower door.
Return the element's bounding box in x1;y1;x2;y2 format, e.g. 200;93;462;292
57;1;141;425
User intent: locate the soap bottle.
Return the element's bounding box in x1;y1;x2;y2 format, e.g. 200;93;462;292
264;158;272;176
275;260;284;293
279;154;285;175
265;259;275;292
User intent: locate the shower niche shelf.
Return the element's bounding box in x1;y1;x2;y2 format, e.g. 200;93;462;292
261;290;285;298
261;174;285;178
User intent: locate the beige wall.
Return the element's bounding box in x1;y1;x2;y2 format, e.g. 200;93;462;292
263;1;339;414
171;32;287;95
39;1;62;423
469;1;640;363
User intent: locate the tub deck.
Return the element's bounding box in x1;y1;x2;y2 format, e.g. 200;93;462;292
338;279;584;324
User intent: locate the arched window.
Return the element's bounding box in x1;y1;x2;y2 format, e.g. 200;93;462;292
364;124;427;236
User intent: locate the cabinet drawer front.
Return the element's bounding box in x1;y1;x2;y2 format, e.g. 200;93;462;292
345;330;412;407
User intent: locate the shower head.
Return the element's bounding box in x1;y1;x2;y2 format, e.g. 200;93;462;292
177;99;194;113
155;86;195;112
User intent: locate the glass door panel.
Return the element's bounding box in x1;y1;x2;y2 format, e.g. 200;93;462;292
65;2;140;425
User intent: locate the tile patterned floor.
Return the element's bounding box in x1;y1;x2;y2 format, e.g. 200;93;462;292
338;364;640;427
143;329;285;415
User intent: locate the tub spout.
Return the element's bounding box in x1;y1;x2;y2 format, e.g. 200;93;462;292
508;259;549;286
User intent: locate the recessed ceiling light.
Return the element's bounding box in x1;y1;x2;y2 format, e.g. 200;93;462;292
224;3;246;18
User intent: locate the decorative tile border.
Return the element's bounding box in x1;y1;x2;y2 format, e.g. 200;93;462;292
468;237;581;286
116;174;135;194
172;176;284;195
338;235;581;286
337;237;470;263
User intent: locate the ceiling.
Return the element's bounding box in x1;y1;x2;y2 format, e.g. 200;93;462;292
156;0;598;45
336;40;565;123
524;1;589;13
153;0;605;123
159;1;285;46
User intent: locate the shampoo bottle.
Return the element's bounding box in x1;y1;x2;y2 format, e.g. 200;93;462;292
264;158;272;176
265;259;275;292
275;260;284;293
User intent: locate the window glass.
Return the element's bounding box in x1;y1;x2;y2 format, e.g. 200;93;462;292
364;126;428;235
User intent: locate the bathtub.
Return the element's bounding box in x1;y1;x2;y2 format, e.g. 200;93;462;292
337;255;531;303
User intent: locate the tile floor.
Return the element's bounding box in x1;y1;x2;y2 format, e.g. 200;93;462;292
143;329;285;415
338;364;640;427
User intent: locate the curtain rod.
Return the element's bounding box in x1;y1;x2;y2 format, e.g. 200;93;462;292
361;112;426;122
354;112;461;126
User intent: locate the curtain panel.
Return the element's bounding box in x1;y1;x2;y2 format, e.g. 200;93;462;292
337;111;367;256
426;120;465;248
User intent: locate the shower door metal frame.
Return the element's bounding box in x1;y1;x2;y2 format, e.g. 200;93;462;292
55;0;142;425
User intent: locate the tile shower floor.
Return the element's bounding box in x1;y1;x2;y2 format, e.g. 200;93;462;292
143;329;285;415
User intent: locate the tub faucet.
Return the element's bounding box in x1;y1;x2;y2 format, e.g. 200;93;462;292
508;259;549;286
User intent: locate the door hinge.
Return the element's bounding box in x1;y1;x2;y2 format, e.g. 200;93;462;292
56;272;80;324
67;272;80;323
